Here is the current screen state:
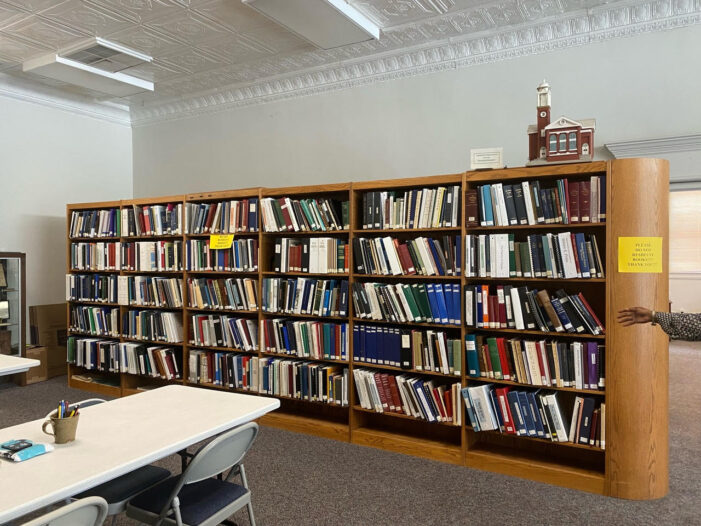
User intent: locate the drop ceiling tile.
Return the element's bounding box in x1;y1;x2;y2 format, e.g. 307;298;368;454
143;9;233;46
87;0;188;24
191;0;276;32
0;32;50;62
237;26;311;55
195;36;273;65
158;45;224;73
0;2;32;31
123;59;187;82
107;23;186;56
39;0;135;36
2;15;89;49
3;0;67;12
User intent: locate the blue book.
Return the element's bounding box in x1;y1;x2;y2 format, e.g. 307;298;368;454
507;391;526;435
392;327;401;367
428;240;445;275
451;283;460;325
461;388;480;431
475;285;483;328
322;287;331;316
248;198;258;231
574;233;591;277
465;334;480;377
412;380;435;422
526;391;546;438
550;297;575;333
408;189;419;228
339;280;349;317
517;391;537;436
367;325;377;364
434;284;449;324
281;324;291;353
425;284;442;324
488;388;504;432
341;324;347;360
353;325;360;361
481;185;494;226
301;280;312;313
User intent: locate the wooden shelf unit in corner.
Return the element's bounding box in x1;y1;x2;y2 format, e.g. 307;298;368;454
65;159;669;500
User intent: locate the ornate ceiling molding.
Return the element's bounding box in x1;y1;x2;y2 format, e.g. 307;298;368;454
606;135;701;158
129;0;701;126
0;72;131;126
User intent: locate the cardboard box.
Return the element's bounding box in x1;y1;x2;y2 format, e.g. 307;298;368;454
29;304;67;378
21;345;48;385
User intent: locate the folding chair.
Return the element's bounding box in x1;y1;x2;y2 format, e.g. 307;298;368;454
126;422;259;526
22;496;108;526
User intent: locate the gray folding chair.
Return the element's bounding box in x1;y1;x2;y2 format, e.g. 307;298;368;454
22;496;108;526
63;399;171;524
126;422;260;526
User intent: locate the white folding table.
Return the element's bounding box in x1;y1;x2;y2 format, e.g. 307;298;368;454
0;355;40;377
0;384;279;524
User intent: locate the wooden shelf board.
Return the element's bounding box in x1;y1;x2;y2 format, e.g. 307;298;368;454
356;227;461;233
465;161;608;181
186;270;259;275
353;405;459;428
465;376;605;395
121;270;183;275
122;337;183;346
258;411;350;442
69;236;121;241
352;361;460;380
68;330;120;339
468;327;606;340
187;307;258;315
186;231;259;237
262;271;348;277
465;444;605;494
352;427;462;465
69;269;120;274
69;300;120;307
124;304;182;311
351;173;462;190
464;276;605;283
261;351;348;365
122;234;183;240
474;429;605;451
68;375;121;398
353;273;460;281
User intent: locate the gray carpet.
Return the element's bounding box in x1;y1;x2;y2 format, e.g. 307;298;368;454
2;341;700;525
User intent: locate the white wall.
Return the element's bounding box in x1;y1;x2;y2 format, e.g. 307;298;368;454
0;96;132;308
132;24;701;195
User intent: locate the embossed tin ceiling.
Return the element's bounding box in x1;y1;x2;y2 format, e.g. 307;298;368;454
0;0;697;124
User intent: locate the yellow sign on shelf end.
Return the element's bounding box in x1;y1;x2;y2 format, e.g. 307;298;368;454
209;234;235;250
618;236;663;273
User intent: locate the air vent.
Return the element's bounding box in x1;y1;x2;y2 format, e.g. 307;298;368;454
23;38;154;97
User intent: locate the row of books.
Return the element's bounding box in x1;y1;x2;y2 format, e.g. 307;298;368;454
185;199;259;234
258;358;348;405
462;385;605;448
123;310;183;343
122;241;183;272
69;306;120;337
466;335;605;390
353;324;461;376
465;285;604;335
353;235;461;276
67;337;181;379
354;369;462;425
122;203;182;236
261;196;348;232
187;277;258;311
190;315;258;351
352;282;460;325
186;239;258;272
70;242;120;271
465;232;604;279
261;319;348;361
272;237;348;274
188;350;256;389
466;177;606;227
124;276;183;308
66;274;117;303
361;186;461;229
69;209;120;238
261;277;348;318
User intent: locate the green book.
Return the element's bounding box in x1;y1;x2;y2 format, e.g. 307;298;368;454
400;284;422;321
341;201;350;229
519;242;532;278
300;323;310;357
406;240;424;275
414;283;433;323
271;199;286;230
486;337;503;379
299;199;317;231
87;310;96;333
541;234;553;278
67;336;76;363
453;339;461;376
323;324;331;359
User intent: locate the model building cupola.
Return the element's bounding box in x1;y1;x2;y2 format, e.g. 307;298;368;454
537;80;551;108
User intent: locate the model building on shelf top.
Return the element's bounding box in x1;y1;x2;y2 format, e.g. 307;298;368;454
527;80;595;165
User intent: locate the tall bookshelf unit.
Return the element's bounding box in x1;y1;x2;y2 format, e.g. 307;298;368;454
66;158;669;499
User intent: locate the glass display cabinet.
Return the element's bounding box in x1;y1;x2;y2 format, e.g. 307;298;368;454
0;252;26;356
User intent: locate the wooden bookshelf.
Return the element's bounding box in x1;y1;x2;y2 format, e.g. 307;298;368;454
66;159;669;499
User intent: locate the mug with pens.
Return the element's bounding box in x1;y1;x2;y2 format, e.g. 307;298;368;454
42;400;80;444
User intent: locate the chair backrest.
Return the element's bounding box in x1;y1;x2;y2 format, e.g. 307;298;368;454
183;422;259;485
44;399;106;419
22;496;108;526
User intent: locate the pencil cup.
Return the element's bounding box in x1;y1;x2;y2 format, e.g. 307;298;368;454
42;413;79;444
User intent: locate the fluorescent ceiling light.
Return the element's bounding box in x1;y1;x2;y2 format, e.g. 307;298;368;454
242;0;381;49
23;38;154;97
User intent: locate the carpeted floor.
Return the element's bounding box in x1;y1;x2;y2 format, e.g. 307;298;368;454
2;341;701;525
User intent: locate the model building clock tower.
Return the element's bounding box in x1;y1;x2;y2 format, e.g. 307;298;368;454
527;80;595;165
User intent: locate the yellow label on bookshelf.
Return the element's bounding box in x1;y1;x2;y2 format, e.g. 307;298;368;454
618;236;662;273
210;234;234;250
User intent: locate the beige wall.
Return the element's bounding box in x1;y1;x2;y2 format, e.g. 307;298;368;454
0;96;132;307
669;190;701;312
